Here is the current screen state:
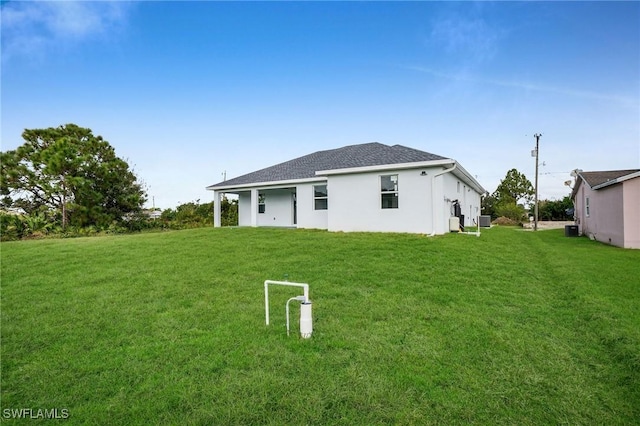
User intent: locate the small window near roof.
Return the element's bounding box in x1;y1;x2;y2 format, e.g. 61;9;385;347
381;174;398;209
258;193;266;214
314;184;328;210
585;197;590;217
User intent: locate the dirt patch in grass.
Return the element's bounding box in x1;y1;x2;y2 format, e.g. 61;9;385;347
491;216;520;226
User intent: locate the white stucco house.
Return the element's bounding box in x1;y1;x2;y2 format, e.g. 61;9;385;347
206;142;486;235
571;169;640;249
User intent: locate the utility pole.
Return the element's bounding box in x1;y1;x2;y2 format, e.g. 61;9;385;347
533;134;541;231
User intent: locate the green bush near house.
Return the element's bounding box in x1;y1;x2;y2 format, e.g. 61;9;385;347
1;227;638;424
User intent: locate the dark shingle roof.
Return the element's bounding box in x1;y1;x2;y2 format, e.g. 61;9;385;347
571;169;640;199
208;142;447;188
580;169;640;188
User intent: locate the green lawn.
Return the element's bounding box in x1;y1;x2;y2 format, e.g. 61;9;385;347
1;227;639;424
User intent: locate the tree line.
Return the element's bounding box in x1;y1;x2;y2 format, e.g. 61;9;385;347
0;198;237;241
1;124;236;240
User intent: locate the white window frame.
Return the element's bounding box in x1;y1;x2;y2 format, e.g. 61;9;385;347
381;174;399;209
258;193;266;214
313;184;328;210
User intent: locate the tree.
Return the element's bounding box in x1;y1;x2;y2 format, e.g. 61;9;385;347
1;124;146;229
495;201;526;222
490;169;534;222
493;168;535;206
158;199;237;229
481;194;498;219
174;200;213;226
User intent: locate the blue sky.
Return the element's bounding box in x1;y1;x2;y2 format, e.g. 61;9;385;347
2;1;639;209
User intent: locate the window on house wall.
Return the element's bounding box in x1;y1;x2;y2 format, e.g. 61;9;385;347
258;193;266;214
313;184;328;210
381;174;399;209
585;197;590;217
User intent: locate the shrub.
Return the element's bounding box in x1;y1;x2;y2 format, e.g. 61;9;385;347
494;201;526;223
0;212;25;241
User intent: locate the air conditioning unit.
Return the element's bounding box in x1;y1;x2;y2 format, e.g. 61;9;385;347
479;215;491;228
565;225;579;237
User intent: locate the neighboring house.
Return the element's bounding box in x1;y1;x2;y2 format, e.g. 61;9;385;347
571;169;640;249
207;142;486;235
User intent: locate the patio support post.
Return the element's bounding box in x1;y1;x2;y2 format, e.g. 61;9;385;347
213;190;222;227
250;188;258;227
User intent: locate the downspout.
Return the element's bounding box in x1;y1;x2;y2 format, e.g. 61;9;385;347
429;162;457;237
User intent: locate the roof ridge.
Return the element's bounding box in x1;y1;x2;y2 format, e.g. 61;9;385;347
207;142;447;188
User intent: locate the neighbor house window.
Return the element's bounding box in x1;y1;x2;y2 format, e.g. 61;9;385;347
381;175;398;209
314;184;328;210
258;193;266;214
585;197;590;217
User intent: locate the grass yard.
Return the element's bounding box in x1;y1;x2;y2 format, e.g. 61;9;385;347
1;226;639;425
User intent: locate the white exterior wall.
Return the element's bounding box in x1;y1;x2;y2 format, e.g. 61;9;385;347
257;189;295;227
237;189;295;227
327;168;434;234
471;193;481;226
443;174;481;227
236;183;327;229
222;166;484;235
296;182;328;229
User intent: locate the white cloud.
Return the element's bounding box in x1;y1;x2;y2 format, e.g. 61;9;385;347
429;16;500;63
407;66;638;108
1;1;132;61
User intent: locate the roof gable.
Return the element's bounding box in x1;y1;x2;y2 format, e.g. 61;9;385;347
207;142;447;188
572;169;640;198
